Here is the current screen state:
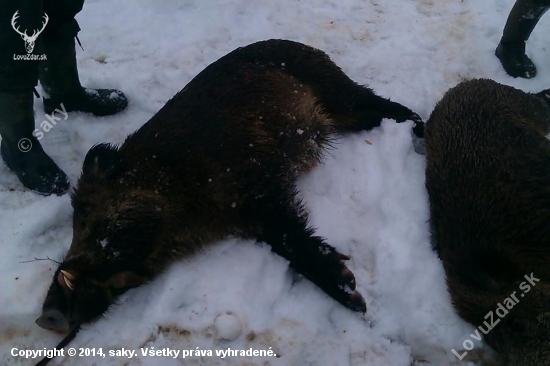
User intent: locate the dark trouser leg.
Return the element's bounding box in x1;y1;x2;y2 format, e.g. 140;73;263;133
501;0;550;43
40;0;82;103
42;0;83;40
496;0;550;78
0;90;70;195
0;0;69;195
39;0;128;116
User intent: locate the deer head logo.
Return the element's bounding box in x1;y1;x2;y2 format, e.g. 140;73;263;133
11;11;49;54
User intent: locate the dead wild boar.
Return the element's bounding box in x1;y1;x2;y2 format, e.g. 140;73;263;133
36;39;423;334
425;78;550;365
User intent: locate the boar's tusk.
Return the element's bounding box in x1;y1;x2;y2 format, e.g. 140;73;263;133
60;270;75;291
60;270;76;282
63;276;75;291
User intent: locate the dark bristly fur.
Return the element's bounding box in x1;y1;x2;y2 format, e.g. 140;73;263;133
425;78;550;366
36;39;422;338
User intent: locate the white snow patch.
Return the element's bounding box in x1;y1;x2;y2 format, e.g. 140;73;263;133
214;312;242;341
2;0;545;365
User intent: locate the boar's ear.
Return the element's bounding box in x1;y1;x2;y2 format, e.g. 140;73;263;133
102;271;147;289
82;143;122;181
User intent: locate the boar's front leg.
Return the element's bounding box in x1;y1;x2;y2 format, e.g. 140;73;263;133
254;203;366;313
317;82;424;138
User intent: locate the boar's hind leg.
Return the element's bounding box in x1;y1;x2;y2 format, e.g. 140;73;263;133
255;203;366;313
320;84;424;138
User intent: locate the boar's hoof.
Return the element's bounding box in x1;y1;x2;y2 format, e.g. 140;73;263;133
339;268;367;313
341;267;356;291
392;109;423;125
349;291;367;313
312;251;366;313
327;262;366;313
410;113;423;124
36;309;70;333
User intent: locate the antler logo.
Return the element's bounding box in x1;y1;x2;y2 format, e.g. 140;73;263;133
11;11;49;54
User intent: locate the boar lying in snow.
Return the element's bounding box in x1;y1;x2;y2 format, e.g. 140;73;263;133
36;39;423;334
425;79;550;365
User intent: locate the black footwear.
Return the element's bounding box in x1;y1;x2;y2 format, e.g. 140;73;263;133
496;0;550;78
0;90;70;195
40;37;128;116
43;87;128;117
1;139;70;196
495;41;537;79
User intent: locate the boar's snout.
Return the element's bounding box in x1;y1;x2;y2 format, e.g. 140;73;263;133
36;309;70;333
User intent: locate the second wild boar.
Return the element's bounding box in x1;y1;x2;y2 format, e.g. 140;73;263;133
425;78;550;366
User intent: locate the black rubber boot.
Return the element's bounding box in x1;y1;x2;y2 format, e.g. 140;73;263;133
39;37;128;116
0;90;70;195
495;41;537;78
495;0;550;78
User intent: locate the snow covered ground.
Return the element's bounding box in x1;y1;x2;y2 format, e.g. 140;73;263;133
2;0;550;365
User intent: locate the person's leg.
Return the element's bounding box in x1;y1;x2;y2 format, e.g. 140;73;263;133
40;0;128;116
0;0;69;195
496;0;550;78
